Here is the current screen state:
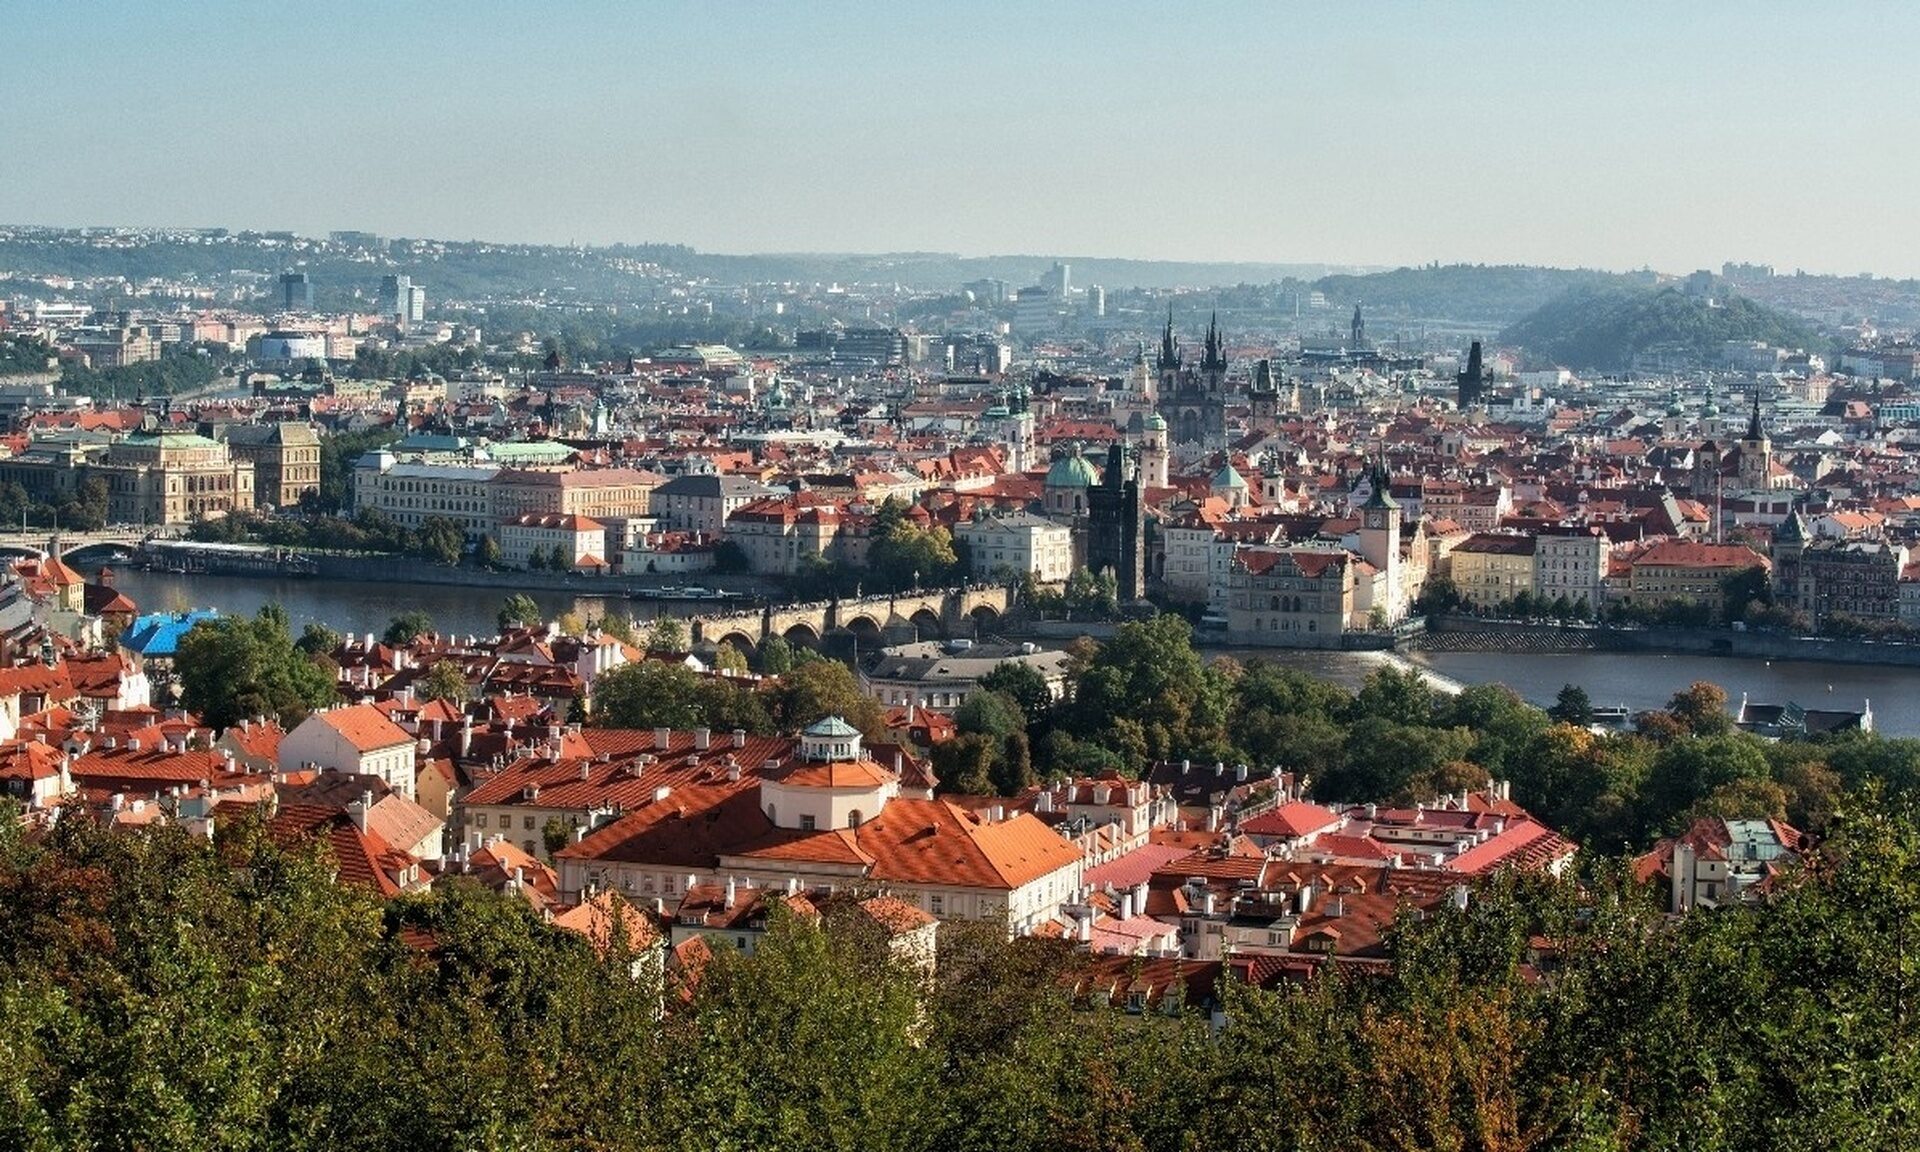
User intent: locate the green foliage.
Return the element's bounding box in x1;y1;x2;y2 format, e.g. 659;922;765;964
645;617;687;653
416;660;471;705
314;426;400;514
770;659;884;739
498;593;542;632
549;543;570;571
415;515;465;566
589;661;774;734
59;342;229;400
1549;683;1594;726
383;610;433;646
475;534;503;569
176;604;338;729
14;792;1920;1149
1502;283;1823;371
866;499;961;591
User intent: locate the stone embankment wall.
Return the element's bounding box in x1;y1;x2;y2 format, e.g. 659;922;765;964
1414;616;1920;668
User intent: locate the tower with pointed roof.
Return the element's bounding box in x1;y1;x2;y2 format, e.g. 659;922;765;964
1457;341;1486;408
1156;310;1229;452
1351;304;1366;350
1736;390;1772;491
1355;459;1402;620
1086;441;1145;601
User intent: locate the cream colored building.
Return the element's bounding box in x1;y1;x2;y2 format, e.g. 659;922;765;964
97;430;254;525
955;510;1072;583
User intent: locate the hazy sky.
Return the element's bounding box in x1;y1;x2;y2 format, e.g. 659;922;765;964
6;2;1916;276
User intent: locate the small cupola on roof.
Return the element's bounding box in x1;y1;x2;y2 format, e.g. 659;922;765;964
802;715;862;763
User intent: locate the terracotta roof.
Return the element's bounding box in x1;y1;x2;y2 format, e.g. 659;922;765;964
316;703;412;753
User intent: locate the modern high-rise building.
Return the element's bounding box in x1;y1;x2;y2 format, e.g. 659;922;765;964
379;275;424;325
280;271;312;312
1041;261;1071;300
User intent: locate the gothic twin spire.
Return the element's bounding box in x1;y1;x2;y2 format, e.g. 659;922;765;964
1159;308;1228;372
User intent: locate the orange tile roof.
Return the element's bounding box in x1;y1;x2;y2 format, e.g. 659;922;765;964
317;703;412;753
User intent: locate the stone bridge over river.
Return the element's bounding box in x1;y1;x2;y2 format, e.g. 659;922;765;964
689;585;1012;653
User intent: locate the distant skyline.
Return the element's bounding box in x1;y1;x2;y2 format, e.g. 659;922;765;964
5;2;1917;279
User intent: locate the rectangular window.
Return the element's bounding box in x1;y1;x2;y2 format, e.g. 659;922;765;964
930;894;944;915
800;815;817;831
475;813;488;828
523;816;535;831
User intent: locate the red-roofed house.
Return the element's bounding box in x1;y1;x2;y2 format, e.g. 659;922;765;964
279;703;419;798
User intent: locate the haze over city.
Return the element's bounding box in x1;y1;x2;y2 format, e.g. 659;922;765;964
6;1;1918;277
11;5;1920;1148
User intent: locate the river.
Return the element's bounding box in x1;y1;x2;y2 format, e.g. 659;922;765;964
102;568;1920;737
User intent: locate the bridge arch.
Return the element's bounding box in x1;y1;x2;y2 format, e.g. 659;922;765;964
842;614;883;644
782;621;821;648
967;603;1001;635
908;607;944;640
713;631;759;661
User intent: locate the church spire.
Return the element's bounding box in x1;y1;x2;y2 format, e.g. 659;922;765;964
1746;389;1766;442
1202;311;1227;372
1157;306;1179;371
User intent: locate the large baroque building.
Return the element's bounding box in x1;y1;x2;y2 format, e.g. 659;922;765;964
96;430;255;525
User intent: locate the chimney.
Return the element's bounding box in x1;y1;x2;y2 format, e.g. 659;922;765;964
724;876;737;910
731;728;746;748
1120;891;1135;921
1078;912;1092;943
347;796;369;833
694;727;711;751
1235;764;1248;783
1451;884;1470;911
579;762;592;781
654;727;671;751
458;716;473;759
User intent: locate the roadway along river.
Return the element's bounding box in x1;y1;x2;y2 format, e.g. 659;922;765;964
104;568;1920;738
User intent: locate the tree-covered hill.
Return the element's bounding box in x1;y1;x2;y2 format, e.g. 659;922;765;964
1500;283;1824;371
1310;263;1642;325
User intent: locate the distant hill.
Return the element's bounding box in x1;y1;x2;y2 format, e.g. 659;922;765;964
1499;284;1822;372
1311;264;1643;326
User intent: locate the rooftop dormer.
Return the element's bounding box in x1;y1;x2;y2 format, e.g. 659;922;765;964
800;715;862;763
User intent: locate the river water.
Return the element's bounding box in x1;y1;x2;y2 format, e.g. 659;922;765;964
102;568;1920;737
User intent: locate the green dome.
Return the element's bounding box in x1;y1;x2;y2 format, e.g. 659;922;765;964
1046;444;1101;488
1145;412;1167;431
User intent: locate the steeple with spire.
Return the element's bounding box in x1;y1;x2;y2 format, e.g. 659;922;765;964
1201;311;1228;373
1156;306;1180;372
1351;304;1366;349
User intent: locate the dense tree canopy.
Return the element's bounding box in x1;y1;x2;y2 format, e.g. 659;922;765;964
176;604;337;729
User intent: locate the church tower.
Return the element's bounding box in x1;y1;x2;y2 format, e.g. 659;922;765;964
1155;308;1181;399
1355;459;1402;620
1737;390;1772;491
1200;312;1228;396
1350;304;1366;349
1457;340;1486;408
1140;412;1169;489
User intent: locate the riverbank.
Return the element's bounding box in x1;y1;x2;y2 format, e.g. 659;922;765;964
1413;616;1920;669
104;542;784;600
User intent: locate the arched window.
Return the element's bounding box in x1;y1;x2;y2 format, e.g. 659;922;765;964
848;810;863;829
765;803;777;823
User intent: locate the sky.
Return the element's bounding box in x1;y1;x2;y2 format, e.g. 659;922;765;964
5;2;1917;277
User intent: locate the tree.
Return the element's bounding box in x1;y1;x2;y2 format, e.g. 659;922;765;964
979;662;1052;730
176;604;339;729
528;547;547;571
712;644;749;676
1412;572;1463;616
1666;681;1732;737
542;816;573;857
591;661;704;729
555;611;586;637
384;610;434;646
295;622;343;657
954;690;1023;743
418;660;471;706
498;593;542;632
598;613;637;645
758;635;795;675
771;659;884;738
647;617;688;653
1548;683;1594;726
477;535;503;569
549;543;570;571
416;515;466;566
